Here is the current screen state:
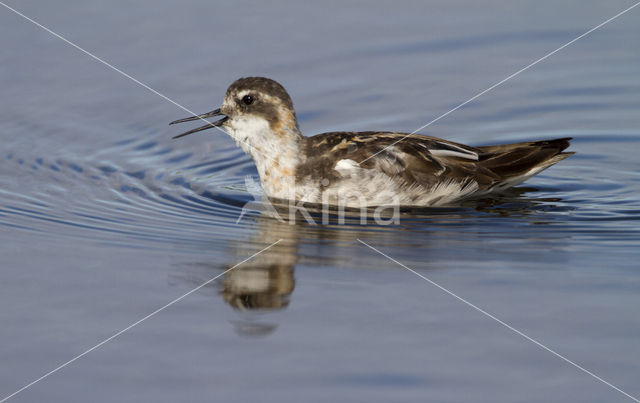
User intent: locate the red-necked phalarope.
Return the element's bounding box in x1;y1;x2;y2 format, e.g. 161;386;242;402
170;77;573;206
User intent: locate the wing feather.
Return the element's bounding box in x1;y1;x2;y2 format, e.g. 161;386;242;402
300;132;572;197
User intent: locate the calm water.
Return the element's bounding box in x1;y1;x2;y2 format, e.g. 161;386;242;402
1;1;640;402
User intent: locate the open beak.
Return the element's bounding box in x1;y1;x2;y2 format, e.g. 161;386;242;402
169;108;228;139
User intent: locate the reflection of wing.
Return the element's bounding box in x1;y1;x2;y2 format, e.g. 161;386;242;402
301;132;572;193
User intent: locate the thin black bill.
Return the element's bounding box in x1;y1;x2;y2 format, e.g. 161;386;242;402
169;108;228;139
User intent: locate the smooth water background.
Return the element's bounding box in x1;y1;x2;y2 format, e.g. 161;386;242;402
1;1;640;402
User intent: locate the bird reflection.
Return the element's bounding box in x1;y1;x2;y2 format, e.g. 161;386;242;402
171;187;571;337
168;216;306;337
220;236;296;311
218;186;569;310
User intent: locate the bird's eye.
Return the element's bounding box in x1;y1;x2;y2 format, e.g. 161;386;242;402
242;95;254;105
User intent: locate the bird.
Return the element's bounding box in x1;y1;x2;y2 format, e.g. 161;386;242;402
170;77;573;207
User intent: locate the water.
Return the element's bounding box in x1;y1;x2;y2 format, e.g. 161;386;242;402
1;1;640;402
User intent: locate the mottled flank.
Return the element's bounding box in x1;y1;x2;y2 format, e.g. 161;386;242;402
171;77;574;206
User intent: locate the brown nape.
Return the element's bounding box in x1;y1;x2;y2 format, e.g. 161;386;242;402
477;137;574;179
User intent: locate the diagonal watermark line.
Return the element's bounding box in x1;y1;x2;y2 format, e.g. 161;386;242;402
357;239;640;403
0;240;283;403
360;1;640;165
0;1;278;166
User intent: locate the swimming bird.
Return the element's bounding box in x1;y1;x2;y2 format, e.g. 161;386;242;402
170;77;573;207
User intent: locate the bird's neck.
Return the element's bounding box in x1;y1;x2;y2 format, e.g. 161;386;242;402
225;116;304;198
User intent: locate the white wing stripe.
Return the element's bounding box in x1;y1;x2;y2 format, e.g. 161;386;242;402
430;148;479;160
420;141;479;160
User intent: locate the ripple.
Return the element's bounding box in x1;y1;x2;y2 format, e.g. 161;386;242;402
0;134;256;247
2;128;640;253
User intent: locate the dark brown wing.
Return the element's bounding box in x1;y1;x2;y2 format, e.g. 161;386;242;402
299;132;572;191
299;132;484;188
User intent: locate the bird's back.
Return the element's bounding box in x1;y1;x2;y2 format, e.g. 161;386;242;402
297;132;572;206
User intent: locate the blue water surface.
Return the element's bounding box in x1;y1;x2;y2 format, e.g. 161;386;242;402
1;1;639;402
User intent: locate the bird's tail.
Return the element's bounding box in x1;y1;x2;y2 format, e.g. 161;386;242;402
477;137;574;189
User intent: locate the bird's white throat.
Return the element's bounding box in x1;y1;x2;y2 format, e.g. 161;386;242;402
224;115;302;198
